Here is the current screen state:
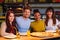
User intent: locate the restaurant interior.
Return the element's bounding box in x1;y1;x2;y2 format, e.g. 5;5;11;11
0;0;60;40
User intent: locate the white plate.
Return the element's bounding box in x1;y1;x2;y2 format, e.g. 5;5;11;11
19;32;27;36
3;35;16;39
31;32;56;37
31;32;60;39
45;30;56;32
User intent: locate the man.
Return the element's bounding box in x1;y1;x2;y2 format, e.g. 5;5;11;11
16;7;31;35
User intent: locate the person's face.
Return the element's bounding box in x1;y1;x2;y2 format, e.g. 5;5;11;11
34;12;41;20
23;9;30;18
47;11;53;18
8;13;14;22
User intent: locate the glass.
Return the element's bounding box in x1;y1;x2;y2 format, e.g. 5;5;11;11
14;27;20;39
16;33;20;39
56;29;60;35
27;30;31;37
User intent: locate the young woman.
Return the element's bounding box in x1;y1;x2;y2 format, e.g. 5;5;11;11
1;9;17;36
30;9;45;32
45;7;59;31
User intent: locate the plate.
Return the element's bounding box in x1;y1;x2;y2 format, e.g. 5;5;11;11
31;32;53;37
31;32;60;38
45;30;56;32
19;32;27;36
3;35;16;39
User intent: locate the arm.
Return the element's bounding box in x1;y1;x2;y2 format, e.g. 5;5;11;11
30;23;34;33
56;19;60;29
0;22;14;36
55;19;59;29
1;22;7;36
29;27;34;33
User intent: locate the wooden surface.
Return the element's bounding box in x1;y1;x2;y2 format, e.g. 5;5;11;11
0;35;60;40
0;36;44;40
0;32;60;40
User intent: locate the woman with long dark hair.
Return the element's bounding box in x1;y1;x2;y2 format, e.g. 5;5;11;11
1;9;17;36
45;7;59;31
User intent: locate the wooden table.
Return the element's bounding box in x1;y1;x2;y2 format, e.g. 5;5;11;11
0;32;60;40
0;36;44;40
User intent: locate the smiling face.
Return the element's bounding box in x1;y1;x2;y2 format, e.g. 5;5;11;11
34;12;41;21
47;11;53;19
23;9;31;18
45;7;56;26
8;13;14;22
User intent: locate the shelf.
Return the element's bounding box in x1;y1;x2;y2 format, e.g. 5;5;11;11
29;3;60;8
0;16;5;19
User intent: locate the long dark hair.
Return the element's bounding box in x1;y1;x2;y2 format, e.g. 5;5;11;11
5;9;16;28
45;7;56;26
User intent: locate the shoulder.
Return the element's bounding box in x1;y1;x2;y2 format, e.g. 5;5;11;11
40;19;45;22
56;19;58;21
16;16;23;21
38;20;45;23
1;21;7;28
16;16;22;19
31;20;35;24
56;19;59;25
56;19;59;22
26;18;31;23
1;21;6;25
28;18;31;21
30;21;35;26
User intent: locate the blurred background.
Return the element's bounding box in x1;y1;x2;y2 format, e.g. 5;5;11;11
0;0;60;25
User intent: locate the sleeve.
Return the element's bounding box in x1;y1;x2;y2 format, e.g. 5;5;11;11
29;22;34;33
16;17;20;32
56;19;59;29
29;26;34;33
41;20;46;31
56;19;59;25
56;19;60;29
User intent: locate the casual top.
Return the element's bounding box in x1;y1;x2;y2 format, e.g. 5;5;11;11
46;19;59;31
30;20;45;32
1;22;16;36
16;16;31;33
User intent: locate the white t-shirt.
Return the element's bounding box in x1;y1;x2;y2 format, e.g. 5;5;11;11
46;19;59;30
